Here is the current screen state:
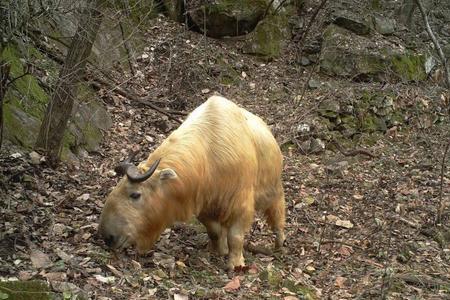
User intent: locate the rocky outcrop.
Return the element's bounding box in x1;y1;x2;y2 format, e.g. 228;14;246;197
319;24;426;82
187;0;268;38
1;43;111;161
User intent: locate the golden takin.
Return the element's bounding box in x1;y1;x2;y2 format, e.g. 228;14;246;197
98;95;285;270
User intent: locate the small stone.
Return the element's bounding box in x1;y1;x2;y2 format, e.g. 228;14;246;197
10;152;22;159
309;138;325;154
300;56;311;66
29;151;42;165
52;223;66;235
305;265;315;274
296;123;310;133
299;140;311;153
308;79;321;89
201;88;210;94
141;53;149;59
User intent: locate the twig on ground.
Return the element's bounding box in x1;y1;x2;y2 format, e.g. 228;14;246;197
320;239;364;250
294;63;318;107
244;243;273;256
414;0;450;88
329;138;377;159
398;216;420;229
295;0;328;61
395;273;450;289
437;139;450;224
90;78;185;123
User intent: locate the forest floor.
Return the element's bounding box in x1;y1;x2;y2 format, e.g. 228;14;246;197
1;16;450;300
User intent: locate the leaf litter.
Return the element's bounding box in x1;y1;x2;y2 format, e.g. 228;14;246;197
0;13;449;300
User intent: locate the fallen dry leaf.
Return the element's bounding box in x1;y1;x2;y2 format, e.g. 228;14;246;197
30;249;52;269
335;276;346;288
174;293;189;300
106;264;123;277
41;271;67;281
224;276;240;292
335;219;354;229
337;245;353;256
94;274;115;284
284;296;299;300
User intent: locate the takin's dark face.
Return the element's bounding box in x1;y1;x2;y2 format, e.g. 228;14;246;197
97;168;178;253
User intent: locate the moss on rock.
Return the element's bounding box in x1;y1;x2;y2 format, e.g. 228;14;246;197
2;41;111;159
390;52;426;81
320;24;426;82
243;13;290;60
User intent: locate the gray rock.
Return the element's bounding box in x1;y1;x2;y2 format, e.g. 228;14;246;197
3;104;40;148
372;16;396;35
188;0;268;38
332;10;371;35
318;99;340;118
308;79;322;89
300;56;311;66
310;138;326;154
299;140;311;153
29;151;42;165
320;24;426;82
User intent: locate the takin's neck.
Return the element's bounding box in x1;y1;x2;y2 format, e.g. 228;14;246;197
148;138;209;223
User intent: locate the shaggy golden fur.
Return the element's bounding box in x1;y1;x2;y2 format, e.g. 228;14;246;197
98;95;285;270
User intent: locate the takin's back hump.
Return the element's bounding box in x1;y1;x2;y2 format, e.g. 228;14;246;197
179;96;283;211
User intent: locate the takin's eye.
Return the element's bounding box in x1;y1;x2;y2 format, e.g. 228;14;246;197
130;192;141;200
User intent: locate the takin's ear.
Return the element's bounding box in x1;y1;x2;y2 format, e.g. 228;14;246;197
159;168;178;181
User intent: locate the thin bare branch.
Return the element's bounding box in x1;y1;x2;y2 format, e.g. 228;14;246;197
414;0;450;88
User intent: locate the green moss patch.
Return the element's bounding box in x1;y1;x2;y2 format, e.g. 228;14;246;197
0;280;53;300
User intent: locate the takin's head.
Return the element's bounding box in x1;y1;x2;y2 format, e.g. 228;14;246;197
98;152;178;253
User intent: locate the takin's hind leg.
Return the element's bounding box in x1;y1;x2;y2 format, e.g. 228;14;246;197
226;200;255;270
199;219;229;256
264;190;286;249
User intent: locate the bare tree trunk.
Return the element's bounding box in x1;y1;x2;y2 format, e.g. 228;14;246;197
36;0;104;163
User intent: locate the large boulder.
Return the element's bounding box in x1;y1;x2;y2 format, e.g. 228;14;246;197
242;13;290;60
187;0;268;38
319;24;426;82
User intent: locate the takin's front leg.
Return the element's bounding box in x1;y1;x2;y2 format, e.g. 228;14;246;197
201;219;229;256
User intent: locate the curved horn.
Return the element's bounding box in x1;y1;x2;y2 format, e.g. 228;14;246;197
126;158;161;183
114;151;138;175
114;152;161;183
